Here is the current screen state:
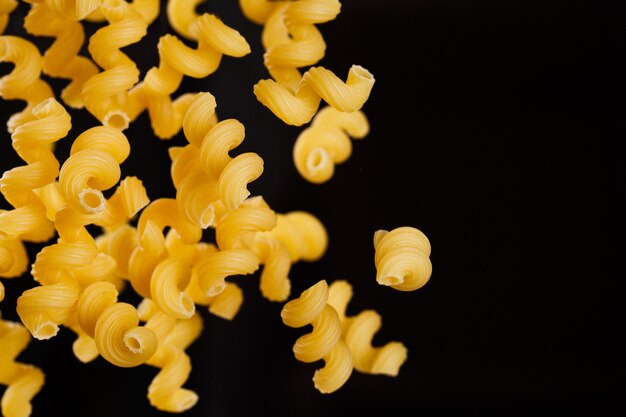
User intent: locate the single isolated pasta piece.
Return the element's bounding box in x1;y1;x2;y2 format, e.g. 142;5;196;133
374;226;432;291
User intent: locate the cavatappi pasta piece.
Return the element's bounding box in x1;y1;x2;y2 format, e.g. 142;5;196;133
0;35;53;132
264;210;328;263
77;281;158;367
59;126;130;215
281;280;353;393
293;107;369;183
0;318;45;417
140;299;202;412
254;64;375;126
327;280;407;376
261;0;340;91
92;176;150;229
150;258;195;319
166;0;203;40
374;226;432;291
24;3;99;109
126;13;249;138
238;0;276;26
0;98;71;243
0;0;16;34
195;248;259;298
82;0;147;129
0;234;28;279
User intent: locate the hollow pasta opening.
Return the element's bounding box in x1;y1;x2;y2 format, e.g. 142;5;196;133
103;110;130;131
123;332;144;354
200;206;215;229
207;282;226;297
378;274;404;286
34;322;59;340
79;188;105;213
306;147;329;174
180;294;195;317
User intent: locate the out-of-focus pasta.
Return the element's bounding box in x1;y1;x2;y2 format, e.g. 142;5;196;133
0;318;45;417
0;0;17;34
374;226;432;291
293;106;369;183
281;280;353;393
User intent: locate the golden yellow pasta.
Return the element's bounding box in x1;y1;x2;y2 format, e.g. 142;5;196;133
327;280;407;376
24;2;99;109
0;0;17;34
374;226;432;291
281;280;353;393
0;318;45;417
0;35;53;133
43;0;102;21
81;0;147;130
293;106;369;183
0;234;28;279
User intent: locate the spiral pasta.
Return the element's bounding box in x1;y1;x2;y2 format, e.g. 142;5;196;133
76;281;158;367
0;98;71;248
281;280;353;393
24;2;99;109
139;299;202;412
0;318;45;417
327;280;407;376
59;126;130;215
126;11;250;138
82;0;147;130
0;0;16;34
293;106;369;183
373;226;432;291
0;35;53;132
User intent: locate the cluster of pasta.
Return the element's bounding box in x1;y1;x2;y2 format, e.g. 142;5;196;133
0;0;433;416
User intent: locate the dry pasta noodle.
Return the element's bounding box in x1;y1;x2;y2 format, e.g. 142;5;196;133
126;10;250;139
24;2;99;109
0;35;53;132
0;317;45;417
0;0;17;34
328;280;408;376
374;226;433;291
81;0;147;130
281;280;353;393
293;106;369;183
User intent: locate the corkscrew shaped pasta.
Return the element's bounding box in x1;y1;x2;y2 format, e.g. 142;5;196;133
81;0;147;130
172;92;264;227
126;11;250;138
0;318;45;417
42;0;159;25
58;126;130;215
0;232;28;280
281;280;353;393
139;299;203;412
293;106;369;183
127;198;201;300
254;64;375;127
327;280;408;376
373;226;432;291
16;207;108;340
23;3;99;109
0;35;53;132
76;281;158;367
0;98;71;250
0;0;16;34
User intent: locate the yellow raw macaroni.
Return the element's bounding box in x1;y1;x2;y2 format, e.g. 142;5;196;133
0;0;16;34
293;106;369;183
0;35;53;132
81;0;147;130
281;280;353;393
0;318;45;417
24;3;99;109
374;226;432;291
328;280;408;376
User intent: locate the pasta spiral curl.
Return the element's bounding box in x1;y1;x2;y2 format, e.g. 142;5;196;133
0;232;28;279
254;64;375;127
42;0;159;25
82;0;147;130
373;226;432;291
281;280;353;393
127;12;250;139
0;98;71;243
0;318;45;417
76;281;158;367
327;280;408;376
0;35;53;133
59;126;130;215
24;3;98;109
0;0;17;34
140;299;203;413
293;106;369;183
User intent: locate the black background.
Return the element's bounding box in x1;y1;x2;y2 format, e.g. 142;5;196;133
1;0;624;416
